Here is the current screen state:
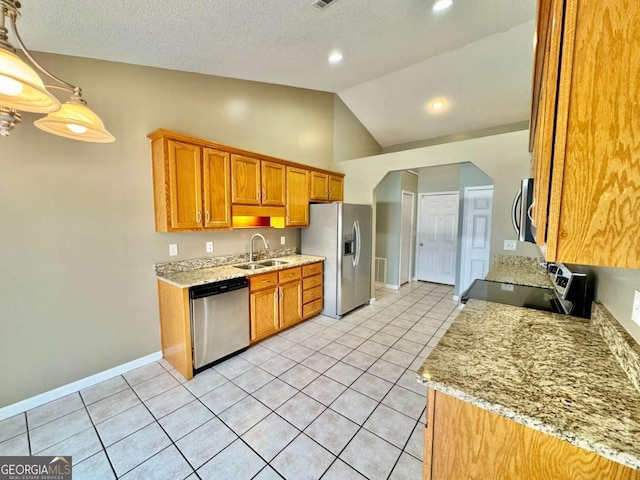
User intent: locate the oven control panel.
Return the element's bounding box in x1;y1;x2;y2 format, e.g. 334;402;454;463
549;262;588;301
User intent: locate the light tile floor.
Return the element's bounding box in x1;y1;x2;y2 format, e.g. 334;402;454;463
0;281;458;480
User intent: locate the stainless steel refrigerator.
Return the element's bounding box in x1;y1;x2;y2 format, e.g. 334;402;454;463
301;203;372;319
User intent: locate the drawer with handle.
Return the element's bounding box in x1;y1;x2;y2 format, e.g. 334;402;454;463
302;262;322;277
249;272;278;291
278;267;301;284
303;274;322;290
302;285;322;304
303;298;323;318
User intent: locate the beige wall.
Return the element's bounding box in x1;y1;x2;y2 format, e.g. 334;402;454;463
333;96;381;161
332;130;540;261
589;267;640;343
0;52;368;407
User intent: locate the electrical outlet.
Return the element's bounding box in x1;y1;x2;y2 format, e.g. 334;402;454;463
632;290;640;326
281;236;286;245
169;244;178;256
206;241;214;253
504;240;517;251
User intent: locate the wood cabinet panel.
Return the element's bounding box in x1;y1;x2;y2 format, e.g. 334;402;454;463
302;299;323;319
202;148;231;229
250;286;279;342
151;134;232;232
328;175;344;202
168;140;202;230
424;389;639;480
249;272;279;292
261;161;286;206
530;0;640;267
302;285;322;304
303;274;322;290
157;280;193;380
279;280;302;329
231;154;261;205
310;172;329;201
278;267;301;284
302;262;323;277
285;166;309;227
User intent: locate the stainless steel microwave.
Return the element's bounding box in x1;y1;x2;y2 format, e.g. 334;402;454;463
511;178;536;243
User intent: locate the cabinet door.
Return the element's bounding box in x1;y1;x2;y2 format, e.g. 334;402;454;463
425;389;640;480
168;140;202;230
261;161;286;206
530;0;564;247
202;148;231;229
231;155;261;205
545;0;640;267
328;175;344;202
279;280;302;329
286;166;309;227
310;172;329;201
250;286;279;342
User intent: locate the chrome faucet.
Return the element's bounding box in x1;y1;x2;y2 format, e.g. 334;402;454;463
249;233;269;263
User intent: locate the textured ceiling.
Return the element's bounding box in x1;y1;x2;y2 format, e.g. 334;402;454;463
15;0;537;147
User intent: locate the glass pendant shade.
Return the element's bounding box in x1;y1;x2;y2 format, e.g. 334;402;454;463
34;100;115;143
0;49;60;113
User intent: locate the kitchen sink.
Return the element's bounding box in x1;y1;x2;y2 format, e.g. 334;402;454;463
234;263;267;270
234;259;289;270
257;260;289;267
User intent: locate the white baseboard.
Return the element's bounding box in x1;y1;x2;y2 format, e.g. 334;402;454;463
0;351;162;421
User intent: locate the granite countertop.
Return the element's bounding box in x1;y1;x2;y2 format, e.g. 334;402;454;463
417;299;640;470
484;254;554;289
157;254;325;288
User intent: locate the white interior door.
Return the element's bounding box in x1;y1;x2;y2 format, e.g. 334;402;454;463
399;191;414;285
416;193;459;285
460;186;493;293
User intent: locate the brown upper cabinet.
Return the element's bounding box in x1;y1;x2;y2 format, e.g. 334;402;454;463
148;129;345;232
529;0;640;268
231;155;286;207
310;172;344;202
150;134;231;232
285;166;309;227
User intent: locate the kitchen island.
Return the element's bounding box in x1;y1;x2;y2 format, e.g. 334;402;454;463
418;272;640;478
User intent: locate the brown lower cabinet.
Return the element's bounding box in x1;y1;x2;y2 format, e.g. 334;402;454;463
424;389;640;480
249;262;324;343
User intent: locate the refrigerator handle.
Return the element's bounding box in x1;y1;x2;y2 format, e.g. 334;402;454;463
354;221;361;267
352;222;357;267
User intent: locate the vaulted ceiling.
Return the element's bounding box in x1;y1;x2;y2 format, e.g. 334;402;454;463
18;0;537;148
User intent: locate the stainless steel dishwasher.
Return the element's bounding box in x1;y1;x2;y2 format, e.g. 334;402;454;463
189;276;249;372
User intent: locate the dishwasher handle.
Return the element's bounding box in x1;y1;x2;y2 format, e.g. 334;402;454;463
190;277;249;299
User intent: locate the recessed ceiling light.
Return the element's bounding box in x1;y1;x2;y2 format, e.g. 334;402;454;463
432;0;453;12
328;52;343;64
426;98;449;113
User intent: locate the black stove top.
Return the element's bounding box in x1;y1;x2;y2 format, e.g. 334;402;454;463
461;280;563;313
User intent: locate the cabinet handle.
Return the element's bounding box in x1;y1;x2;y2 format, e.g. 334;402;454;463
205;211;210;223
274;290;278;301
196;210;202;223
281;289;284;299
261;279;270;283
328;189;332;198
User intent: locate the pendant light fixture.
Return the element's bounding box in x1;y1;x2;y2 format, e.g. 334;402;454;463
0;0;114;142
